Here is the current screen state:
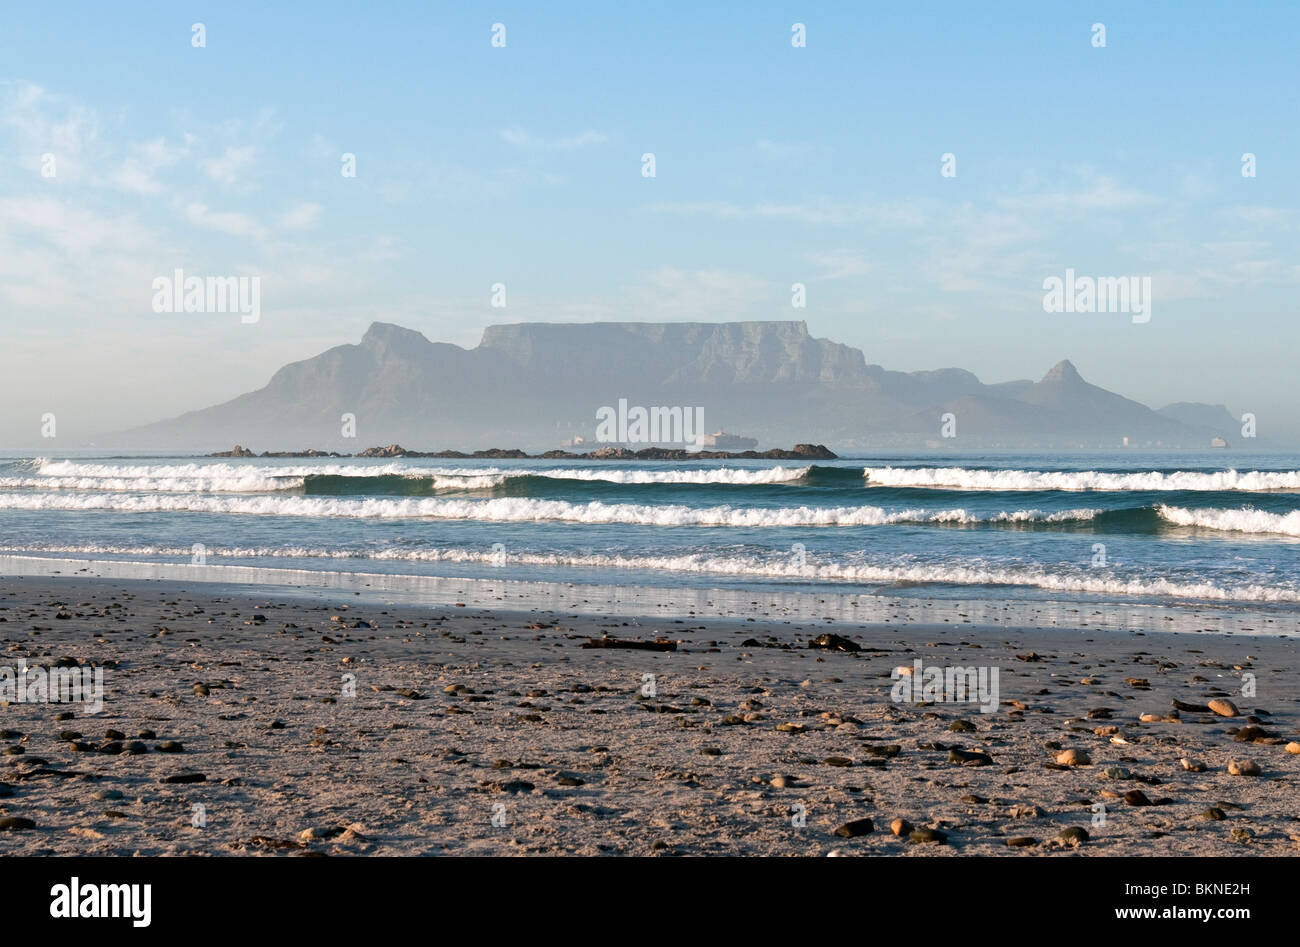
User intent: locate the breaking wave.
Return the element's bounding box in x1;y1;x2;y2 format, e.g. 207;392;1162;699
0;491;1101;528
863;466;1300;492
22;459;811;494
1157;505;1300;537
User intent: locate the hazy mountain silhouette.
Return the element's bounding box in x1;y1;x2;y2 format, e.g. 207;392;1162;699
105;321;1244;450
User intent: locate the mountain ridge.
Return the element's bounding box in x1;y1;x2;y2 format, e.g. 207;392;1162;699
104;320;1244;450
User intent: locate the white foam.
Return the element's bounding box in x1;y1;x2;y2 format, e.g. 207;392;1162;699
34;459;495;481
863;466;1300;492
421;475;507;489
29;460;808;490
1157;505;1300;537
0;475;304;493
3;541;1294;603
0;491;1100;527
534;466;810;485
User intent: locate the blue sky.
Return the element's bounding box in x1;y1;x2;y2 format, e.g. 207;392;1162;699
1;1;1297;445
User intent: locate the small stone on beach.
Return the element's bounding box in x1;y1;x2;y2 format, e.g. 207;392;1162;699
1227;759;1260;777
1208;698;1239;718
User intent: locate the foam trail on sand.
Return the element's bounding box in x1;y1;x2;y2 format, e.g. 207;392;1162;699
2;542;1295;602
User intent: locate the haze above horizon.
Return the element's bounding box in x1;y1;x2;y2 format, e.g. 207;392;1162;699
1;1;1297;446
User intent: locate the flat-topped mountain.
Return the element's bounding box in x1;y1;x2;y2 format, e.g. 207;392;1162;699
106;321;1242;450
478;321;872;387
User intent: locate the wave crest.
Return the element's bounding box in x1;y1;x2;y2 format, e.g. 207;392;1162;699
1157;505;1300;537
0;491;1100;527
864;466;1300;492
28;460;810;492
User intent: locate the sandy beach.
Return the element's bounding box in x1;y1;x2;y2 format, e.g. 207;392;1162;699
0;573;1296;856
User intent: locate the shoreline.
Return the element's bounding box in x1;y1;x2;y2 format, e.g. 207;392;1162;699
0;574;1296;855
3;554;1297;638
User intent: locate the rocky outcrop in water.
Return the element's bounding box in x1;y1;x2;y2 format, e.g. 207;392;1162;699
208;443;838;461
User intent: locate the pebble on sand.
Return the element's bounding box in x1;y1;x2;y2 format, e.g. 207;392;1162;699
1208;698;1239;718
1227;759;1261;777
808;633;860;653
1056;748;1090;767
833;818;874;838
909;827;947;844
160;772;207;784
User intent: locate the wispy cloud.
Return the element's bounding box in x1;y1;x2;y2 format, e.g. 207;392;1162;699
998;176;1157;213
1;81;102;180
621;266;775;319
1231;206;1294;228
184;202;265;239
110;135;193;195
499;128;608;149
0;195;153;255
803;249;875;280
202;144;258;187
646;198;929;228
278;201;322;230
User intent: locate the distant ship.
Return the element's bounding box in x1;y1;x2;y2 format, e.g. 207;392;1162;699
695;430;759;451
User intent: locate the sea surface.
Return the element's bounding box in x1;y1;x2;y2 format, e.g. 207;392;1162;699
2;450;1299;629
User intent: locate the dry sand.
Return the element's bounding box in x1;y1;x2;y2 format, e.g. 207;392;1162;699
1;574;1297;855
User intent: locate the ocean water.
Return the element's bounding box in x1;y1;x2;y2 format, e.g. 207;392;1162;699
2;450;1299;626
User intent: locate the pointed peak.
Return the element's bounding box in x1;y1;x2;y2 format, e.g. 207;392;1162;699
1040;359;1082;384
362;322;428;347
